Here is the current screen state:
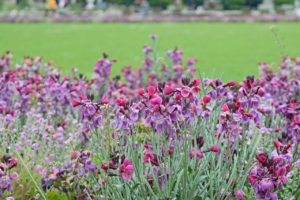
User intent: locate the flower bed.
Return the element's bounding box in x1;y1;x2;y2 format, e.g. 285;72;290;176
0;14;300;23
0;35;299;200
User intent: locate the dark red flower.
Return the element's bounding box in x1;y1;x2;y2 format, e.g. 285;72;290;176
256;153;267;165
248;175;258;185
245;113;253;118
101;163;108;173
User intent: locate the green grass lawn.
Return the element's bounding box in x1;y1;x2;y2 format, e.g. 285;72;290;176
1;22;300;81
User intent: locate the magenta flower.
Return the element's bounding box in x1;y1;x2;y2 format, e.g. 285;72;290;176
147;86;156;98
116;97;128;107
149;96;162;112
210;144;220;153
164;85;174;95
257;88;265;97
119;160;134;180
101;163;108;173
248;175;258;185
72;99;82;107
222;104;229;112
273;141;283;149
192;78;201;87
181;86;192;98
190;148;203;160
143;152;154;163
274;167;288;184
149;97;162;106
138;88;145;95
202;96;211;105
234;189;244;200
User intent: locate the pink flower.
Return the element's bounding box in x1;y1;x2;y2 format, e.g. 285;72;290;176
291;115;300;127
164;85;174;95
150;97;162;112
119;160;134;180
256;153;267;165
244;113;253;118
71;151;78;159
257;88;265;97
142;152;154;163
190;148;203;160
275;167;288;184
79;93;87;100
100;95;109;105
149;97;162;106
222;104;229;112
248;175;258;185
72;99;82;107
234;189;244;200
210;144;220;153
192;87;201;93
101;163;108;173
181;86;191;98
223;80;235;87
174;92;181;100
9;172;19;180
138;88;145;95
203;96;211;105
116;97;128;106
192;78;201;87
147;86;156;97
273;141;283;149
63;75;70;81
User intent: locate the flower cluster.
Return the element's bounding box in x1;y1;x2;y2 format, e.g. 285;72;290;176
0;35;299;199
0;155;18;198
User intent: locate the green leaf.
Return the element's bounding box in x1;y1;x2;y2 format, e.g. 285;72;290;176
131;183;139;191
194;196;202;200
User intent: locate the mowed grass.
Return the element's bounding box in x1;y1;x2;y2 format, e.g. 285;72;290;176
0;22;300;81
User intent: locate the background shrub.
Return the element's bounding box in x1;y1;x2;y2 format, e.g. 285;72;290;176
274;0;294;6
194;0;204;7
222;0;246;10
245;0;263;8
104;0;135;6
148;0;174;9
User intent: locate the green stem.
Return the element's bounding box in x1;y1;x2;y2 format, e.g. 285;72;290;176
15;151;48;200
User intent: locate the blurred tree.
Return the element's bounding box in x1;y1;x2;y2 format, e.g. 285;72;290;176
104;0;135;6
245;0;262;8
17;0;30;8
148;0;173;9
274;0;294;5
77;0;86;7
194;0;204;6
222;0;246;9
